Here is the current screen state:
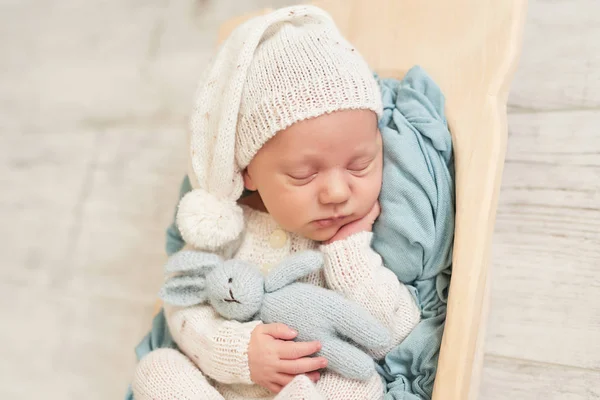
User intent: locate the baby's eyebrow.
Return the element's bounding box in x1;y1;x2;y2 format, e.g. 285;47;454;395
281;161;319;174
349;154;375;163
282;154;322;167
281;137;379;167
350;144;378;158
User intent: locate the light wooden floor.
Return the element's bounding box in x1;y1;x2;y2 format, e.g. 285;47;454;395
1;1;598;399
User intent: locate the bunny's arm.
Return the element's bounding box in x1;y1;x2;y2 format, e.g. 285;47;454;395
164;302;261;385
319;231;421;359
264;250;323;292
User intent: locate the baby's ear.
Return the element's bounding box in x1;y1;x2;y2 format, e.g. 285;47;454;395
159;275;207;307
264;251;324;292
164;250;221;276
242;168;257;191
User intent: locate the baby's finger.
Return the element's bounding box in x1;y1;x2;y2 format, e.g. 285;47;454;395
262;323;298;340
267;382;283;394
278;340;322;360
305;371;321;383
274;373;295;388
278;357;328;375
368;201;381;221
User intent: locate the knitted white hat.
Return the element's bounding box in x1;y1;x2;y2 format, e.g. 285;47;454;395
177;5;383;251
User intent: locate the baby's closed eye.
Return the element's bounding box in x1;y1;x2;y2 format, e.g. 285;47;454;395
288;171;317;180
287;170;318;185
347;158;375;174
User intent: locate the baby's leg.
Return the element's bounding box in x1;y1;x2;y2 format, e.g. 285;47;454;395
132;348;224;400
275;375;325;400
316;371;384;400
215;375;322;400
317;338;375;381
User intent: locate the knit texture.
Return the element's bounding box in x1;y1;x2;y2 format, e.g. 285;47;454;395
173;304;261;386
133;205;420;399
236;10;382;168
133;348;224;400
160;249;393;380
133;348;325;400
261;283;388;381
177;4;382;251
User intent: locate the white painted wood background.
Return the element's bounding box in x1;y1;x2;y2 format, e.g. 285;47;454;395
0;0;598;398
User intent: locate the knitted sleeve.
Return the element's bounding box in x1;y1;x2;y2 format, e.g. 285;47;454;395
319;231;421;359
164;302;261;385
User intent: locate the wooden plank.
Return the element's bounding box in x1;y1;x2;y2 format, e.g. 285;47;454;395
0;125;190;398
469;273;491;400
486;110;600;370
66;125;189;302
509;0;600;111
0;130;97;289
0;0;172;133
506;110;600;168
480;356;600;400
0;282;156;400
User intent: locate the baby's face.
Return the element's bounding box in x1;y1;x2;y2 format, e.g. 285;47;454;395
243;109;382;242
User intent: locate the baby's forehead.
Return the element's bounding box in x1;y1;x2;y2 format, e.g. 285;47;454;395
250;109;380;165
276;131;379;163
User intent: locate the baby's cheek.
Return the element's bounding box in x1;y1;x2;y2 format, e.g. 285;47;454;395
270;194;307;228
281;189;310;210
364;172;383;202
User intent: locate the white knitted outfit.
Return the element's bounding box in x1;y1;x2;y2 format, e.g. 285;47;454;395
132;206;421;399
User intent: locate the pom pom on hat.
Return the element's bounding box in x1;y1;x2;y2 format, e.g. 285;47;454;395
177;189;245;251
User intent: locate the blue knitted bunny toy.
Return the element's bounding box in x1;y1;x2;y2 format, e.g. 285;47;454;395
159;250;392;381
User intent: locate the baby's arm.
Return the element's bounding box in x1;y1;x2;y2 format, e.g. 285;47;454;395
319;231;421;359
165;303;326;393
164;303;261;385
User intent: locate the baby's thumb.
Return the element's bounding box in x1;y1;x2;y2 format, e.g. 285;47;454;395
263;323;298;340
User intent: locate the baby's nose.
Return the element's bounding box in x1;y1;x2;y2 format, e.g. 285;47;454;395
320;174;350;204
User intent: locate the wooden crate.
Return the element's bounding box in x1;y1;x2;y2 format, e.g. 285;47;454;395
219;1;528;399
158;1;527;398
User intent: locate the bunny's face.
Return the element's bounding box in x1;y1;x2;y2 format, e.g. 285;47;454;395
206;259;265;322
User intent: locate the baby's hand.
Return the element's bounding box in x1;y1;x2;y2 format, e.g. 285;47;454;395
248;323;327;393
323;201;380;245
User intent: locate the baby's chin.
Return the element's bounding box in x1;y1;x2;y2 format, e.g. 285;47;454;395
301;225;341;243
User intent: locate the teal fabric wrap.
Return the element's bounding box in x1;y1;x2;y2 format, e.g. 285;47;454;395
126;65;454;400
373;66;454;400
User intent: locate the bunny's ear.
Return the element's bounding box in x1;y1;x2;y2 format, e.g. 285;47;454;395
164;250;222;276
264;250;324;292
159;275;208;307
